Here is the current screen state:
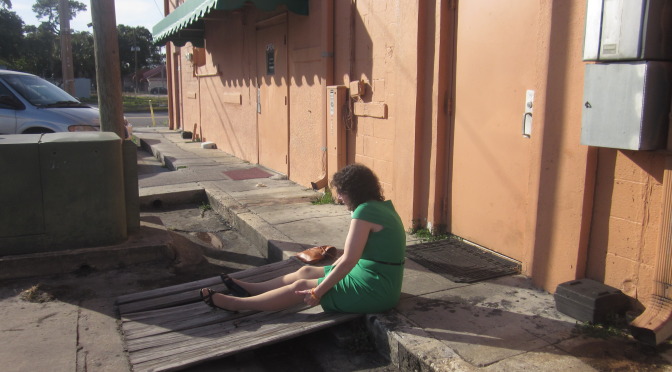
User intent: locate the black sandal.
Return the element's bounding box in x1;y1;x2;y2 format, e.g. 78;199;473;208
220;274;251;297
199;288;237;313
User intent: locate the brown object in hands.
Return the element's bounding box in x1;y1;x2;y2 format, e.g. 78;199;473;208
296;245;338;264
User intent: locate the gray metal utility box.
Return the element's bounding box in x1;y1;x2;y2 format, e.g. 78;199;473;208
580;61;672;150
555;279;630;324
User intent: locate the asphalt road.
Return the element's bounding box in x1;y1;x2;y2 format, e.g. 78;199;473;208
125;111;169;128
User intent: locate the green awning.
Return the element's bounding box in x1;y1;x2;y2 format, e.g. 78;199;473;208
152;0;308;47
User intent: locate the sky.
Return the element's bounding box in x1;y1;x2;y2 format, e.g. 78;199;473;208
12;0;166;33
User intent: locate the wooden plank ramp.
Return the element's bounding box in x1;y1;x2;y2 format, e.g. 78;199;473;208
117;258;361;372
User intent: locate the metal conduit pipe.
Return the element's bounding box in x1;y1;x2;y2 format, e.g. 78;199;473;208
630;155;672;345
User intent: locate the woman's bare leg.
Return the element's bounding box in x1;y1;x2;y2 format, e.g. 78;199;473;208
231;266;324;295
210;278;319;311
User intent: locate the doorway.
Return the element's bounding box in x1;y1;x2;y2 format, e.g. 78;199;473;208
448;1;540;261
256;21;289;175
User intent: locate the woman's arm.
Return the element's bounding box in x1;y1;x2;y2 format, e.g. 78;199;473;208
311;218;376;299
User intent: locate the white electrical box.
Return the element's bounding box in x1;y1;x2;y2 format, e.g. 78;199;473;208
327;86;347;179
583;0;672;61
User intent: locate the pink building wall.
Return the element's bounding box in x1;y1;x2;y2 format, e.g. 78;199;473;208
159;0;670;308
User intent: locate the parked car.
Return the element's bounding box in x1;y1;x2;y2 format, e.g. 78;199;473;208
0;70;130;137
150;86;168;94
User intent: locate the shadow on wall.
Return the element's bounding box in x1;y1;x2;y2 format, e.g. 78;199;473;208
210;3;374;89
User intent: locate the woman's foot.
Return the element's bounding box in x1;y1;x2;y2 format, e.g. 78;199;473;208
199;288;237;313
220;274;251;297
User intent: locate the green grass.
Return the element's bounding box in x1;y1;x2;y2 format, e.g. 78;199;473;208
312;188;336;205
408;219;451;242
199;202;212;217
408;227;451;242
573;319;630;340
81;94;168;113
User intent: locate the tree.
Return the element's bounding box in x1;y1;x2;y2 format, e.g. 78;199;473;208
0;8;24;66
71;31;96;79
1;0;12;9
117;25;162;76
14;24;59;77
32;0;86;33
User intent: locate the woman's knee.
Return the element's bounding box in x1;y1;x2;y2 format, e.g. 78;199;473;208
291;279;315;291
297;265;322;278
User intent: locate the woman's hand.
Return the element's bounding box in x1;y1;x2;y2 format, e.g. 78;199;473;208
295;288;321;306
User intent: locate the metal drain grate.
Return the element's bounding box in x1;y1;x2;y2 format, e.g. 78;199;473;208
406;239;521;283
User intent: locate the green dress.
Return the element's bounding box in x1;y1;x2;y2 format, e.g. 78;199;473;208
318;200;406;313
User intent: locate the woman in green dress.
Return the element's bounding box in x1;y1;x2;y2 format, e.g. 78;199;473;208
200;164;406;313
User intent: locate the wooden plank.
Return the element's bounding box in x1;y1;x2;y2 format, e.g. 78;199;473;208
118;259;305;314
130;309;360;372
125;305;308;350
128;306;343;357
138;313;360;372
122;304;252;341
353;101;388;118
117;283;226;315
116;276;222;305
220;92;242;104
117;258;302;305
116;258;361;372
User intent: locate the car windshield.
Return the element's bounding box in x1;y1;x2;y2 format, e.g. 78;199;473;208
0;74;85;108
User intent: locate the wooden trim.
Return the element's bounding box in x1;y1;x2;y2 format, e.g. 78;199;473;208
194;64;220;77
255;13;287;29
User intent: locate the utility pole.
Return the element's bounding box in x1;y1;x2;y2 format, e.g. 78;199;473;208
90;0;125;139
131;45;140;94
58;0;75;95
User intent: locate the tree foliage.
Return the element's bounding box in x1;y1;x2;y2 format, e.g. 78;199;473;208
117;25;163;77
0;5;164;85
13;24;60;78
71;31;96;79
32;0;87;33
0;9;24;64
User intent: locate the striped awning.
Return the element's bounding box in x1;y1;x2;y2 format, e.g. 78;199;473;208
152;0;308;47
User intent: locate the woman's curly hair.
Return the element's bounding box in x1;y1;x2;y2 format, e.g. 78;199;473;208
330;164;384;209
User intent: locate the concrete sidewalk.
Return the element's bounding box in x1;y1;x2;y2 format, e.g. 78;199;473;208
0;126;670;372
131;127;672;371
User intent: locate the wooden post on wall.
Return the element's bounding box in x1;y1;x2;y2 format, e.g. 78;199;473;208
90;0;126;139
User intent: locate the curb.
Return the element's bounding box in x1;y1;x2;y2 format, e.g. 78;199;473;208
0;217;175;280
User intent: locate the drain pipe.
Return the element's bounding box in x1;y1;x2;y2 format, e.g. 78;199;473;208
630;154;672;345
311;0;334;190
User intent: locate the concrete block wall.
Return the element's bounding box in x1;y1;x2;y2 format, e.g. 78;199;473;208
587;149;665;305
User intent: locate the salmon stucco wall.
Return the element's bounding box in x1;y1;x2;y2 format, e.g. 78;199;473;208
524;1;594;292
198;12;258;163
587;150;665;306
178;47;201;139
345;0;419;225
287;1;330;186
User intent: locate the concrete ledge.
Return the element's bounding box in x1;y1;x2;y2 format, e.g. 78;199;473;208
205;188;293;261
366;312;471;372
0;217;174;280
139;137;178;170
139;184;207;209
